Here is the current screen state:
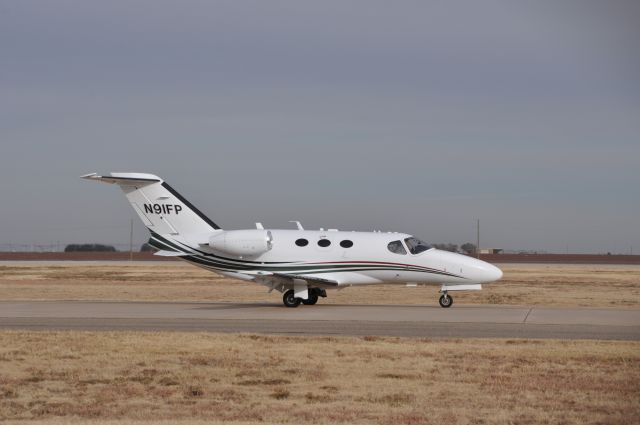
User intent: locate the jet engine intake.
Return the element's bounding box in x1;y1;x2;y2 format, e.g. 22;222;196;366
208;230;273;257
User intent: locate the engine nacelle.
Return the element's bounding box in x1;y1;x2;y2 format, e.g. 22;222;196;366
208;230;273;257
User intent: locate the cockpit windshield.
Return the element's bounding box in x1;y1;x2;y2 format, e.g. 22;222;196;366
387;240;407;255
404;237;432;255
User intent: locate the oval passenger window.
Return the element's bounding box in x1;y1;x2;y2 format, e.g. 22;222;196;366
340;240;353;248
317;239;331;247
295;238;309;247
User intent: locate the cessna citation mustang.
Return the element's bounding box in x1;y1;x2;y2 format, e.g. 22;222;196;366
82;172;502;308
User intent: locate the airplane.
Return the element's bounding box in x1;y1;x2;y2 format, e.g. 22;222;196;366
82;172;503;308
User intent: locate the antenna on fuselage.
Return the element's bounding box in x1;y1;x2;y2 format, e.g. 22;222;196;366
289;220;304;230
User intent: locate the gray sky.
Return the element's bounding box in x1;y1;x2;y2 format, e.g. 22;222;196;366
1;0;639;253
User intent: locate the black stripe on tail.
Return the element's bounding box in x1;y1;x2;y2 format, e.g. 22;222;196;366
161;182;221;230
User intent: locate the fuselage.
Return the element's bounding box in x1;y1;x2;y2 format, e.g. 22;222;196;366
150;229;503;287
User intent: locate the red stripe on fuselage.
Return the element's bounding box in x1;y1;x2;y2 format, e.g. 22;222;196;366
306;260;446;273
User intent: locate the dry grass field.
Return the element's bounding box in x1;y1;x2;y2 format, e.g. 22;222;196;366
1;263;639;424
0;262;639;307
1;331;639;425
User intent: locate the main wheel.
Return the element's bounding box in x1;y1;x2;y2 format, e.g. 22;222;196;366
302;292;319;305
283;290;301;308
439;294;453;308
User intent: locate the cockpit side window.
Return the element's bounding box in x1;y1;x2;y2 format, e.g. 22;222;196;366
387;240;407;255
404;237;432;255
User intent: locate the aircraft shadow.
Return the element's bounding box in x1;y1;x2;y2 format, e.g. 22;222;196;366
191;302;445;310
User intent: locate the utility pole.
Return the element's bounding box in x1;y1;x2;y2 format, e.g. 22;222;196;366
476;219;480;259
129;218;134;261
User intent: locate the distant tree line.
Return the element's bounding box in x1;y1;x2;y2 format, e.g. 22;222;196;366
432;243;477;255
460;243;477;255
64;243;159;253
140;243;156;252
432;243;459;252
64;244;117;252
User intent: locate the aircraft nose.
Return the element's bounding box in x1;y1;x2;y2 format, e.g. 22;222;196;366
473;261;503;283
430;250;503;283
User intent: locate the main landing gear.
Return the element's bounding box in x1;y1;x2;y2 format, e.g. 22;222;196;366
302;291;319;305
439;292;453;308
283;290;301;308
282;288;326;308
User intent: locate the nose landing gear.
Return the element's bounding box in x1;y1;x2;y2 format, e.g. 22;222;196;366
439;292;453;308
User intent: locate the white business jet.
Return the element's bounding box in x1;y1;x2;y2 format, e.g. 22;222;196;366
82;172;502;308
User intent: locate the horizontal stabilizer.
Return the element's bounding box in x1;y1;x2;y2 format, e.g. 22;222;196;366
81;172;161;186
154;250;189;257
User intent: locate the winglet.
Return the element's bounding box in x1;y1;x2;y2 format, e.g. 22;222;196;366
80;172;162;185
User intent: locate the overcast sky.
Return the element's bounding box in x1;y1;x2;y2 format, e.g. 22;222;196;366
1;0;639;253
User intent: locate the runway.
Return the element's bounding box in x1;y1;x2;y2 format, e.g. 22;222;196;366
0;301;638;340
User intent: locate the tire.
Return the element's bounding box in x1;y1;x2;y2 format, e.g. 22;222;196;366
302;293;319;305
283;290;301;308
439;294;453;308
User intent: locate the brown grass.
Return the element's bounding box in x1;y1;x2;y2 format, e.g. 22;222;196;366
1;262;639;307
0;332;638;424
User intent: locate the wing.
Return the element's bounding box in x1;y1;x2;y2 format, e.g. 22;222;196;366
274;273;339;287
252;271;341;293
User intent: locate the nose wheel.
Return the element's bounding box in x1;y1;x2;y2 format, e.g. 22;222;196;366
439;292;453;308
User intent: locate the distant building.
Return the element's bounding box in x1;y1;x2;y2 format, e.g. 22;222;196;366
479;248;503;254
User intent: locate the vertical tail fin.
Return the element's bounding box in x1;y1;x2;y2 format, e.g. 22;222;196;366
81;172;220;236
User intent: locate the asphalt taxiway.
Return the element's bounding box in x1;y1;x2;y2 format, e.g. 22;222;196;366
0;301;638;340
